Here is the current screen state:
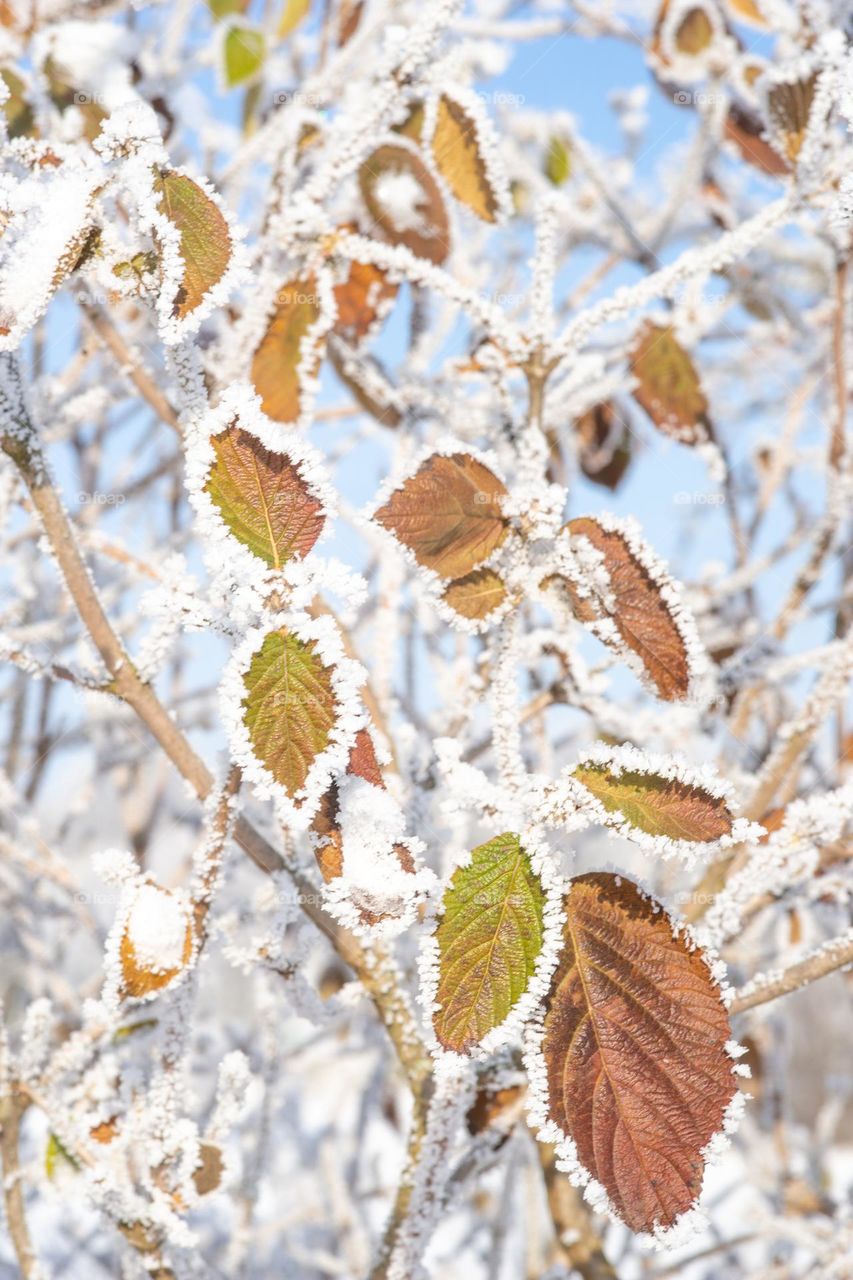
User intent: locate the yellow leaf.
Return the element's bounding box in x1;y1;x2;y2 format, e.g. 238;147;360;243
432;95;499;223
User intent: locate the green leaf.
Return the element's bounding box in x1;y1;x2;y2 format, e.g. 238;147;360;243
545;135;571;186
205;422;325;568
153;169;232;319
278;0;310;37
241;629;338;797
45;1134;79;1179
572;762;734;842
223;24;266;88
207;0;248;17
433;833;546;1054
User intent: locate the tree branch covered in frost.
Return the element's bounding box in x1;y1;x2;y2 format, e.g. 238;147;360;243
2;0;853;1277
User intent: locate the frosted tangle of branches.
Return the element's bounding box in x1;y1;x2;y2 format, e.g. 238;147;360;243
0;1;853;1278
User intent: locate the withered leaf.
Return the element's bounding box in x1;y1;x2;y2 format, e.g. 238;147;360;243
251;276;323;423
1;67;36;139
241;628;338;798
566;517;694;701
443;567;508;621
433;833;546;1053
432;95;500;223
374;452;509;579
724;105;791;176
359;142;450;265
572;761;734;842
205;422;325;568
575;402;632;491
630;323;712;445
541;873;735;1233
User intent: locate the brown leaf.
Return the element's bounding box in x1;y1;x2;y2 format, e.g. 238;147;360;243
359;142;450;265
564;517;694;701
312;729;384;883
432;95;500;223
443;567;508;620
333;258;397;345
374;452;509;579
251;276;323;423
724;105;791;176
541;873;735;1233
205;422;325;568
338;0;364;45
630;323;712;445
192;1143;224;1196
575;402;633;491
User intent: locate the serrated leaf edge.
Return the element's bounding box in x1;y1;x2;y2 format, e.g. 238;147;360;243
184;383;336;580
418;828;566;1062
220;612;366;830
522;872;747;1246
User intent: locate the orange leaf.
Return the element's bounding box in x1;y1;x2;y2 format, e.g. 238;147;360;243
563;517;698;701
540;873;736;1233
359;142;450;265
374;453;509;579
333;258;397;345
251;276;323;423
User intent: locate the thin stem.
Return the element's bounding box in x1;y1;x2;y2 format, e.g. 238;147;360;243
0;1089;37;1279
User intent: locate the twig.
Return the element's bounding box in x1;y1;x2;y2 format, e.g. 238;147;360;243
730;930;853;1014
0;1087;37;1279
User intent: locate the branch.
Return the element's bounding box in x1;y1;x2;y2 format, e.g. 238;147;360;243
0;1088;37;1279
0;355;431;1099
730;930;853;1015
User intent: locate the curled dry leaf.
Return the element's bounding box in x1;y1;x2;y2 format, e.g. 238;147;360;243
241;628;338;798
575;401;632;491
120;884;194;1000
432;95;500;223
374;452;509;579
572;760;734;842
442;567;508;621
541;872;736;1233
433;833;545;1054
204;421;325;568
562;516;696;702
333;256;397;345
312;727;385;882
359;141;450;265
251;276;323;423
630;322;712;445
153;169;232;319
